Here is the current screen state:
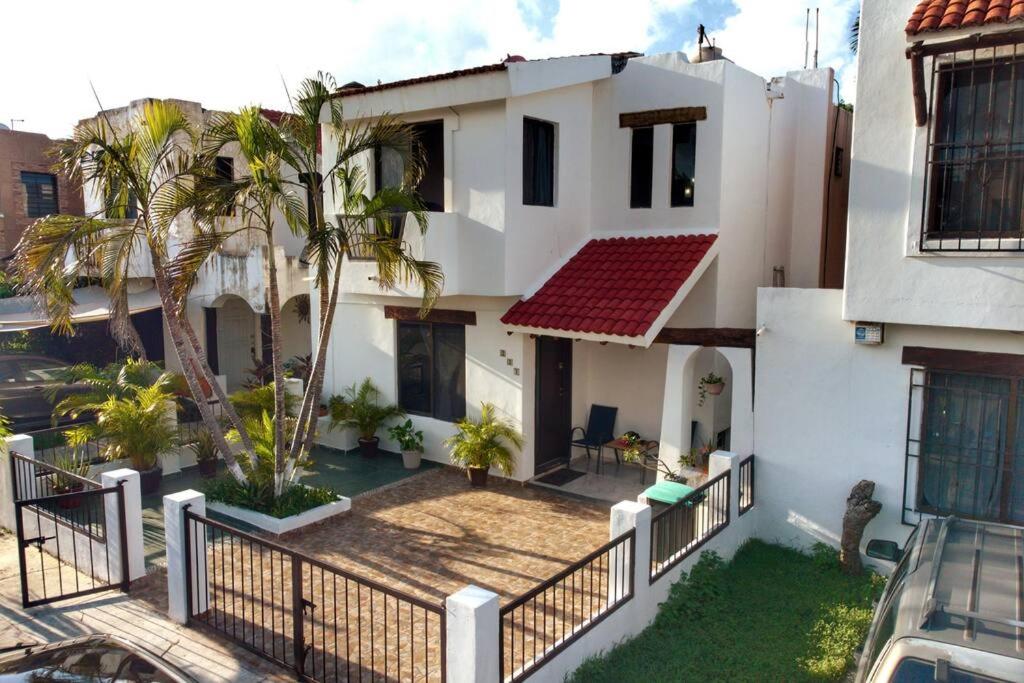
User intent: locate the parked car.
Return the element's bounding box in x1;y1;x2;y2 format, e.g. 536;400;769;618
0;634;195;681
856;517;1024;682
0;354;89;431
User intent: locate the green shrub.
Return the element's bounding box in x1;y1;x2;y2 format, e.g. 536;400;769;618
810;542;841;571
203;476;338;519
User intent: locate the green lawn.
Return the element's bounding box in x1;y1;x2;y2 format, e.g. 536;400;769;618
570;540;885;682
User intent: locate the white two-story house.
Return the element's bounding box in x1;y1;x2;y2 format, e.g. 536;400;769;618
317;48;847;499
755;0;1024;549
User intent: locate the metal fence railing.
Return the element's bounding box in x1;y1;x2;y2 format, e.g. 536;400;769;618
649;470;731;583
183;509;445;682
25;425;105;466
738;455;755;516
499;529;635;682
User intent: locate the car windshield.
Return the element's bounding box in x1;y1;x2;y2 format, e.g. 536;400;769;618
891;657;1009;682
0;641;177;682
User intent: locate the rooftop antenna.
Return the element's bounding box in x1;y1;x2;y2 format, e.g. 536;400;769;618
697;23;709;63
814;7;820;68
804;9;810;69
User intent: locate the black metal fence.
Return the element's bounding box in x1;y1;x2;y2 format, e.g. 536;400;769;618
183;510;445;682
9;451;128;607
499;529;635;683
25;425;104;466
738;455;755;516
649;470;731;583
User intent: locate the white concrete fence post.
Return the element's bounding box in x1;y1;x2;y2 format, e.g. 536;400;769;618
610;500;652;602
164;489;208;624
100;469;146;582
709;451;741;523
0;434;34;531
446;585;500;683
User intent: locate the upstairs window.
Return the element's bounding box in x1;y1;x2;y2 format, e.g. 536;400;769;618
21;172;58;218
923;51;1024;249
629;127;653;208
523;117;555;206
396;320;466;422
215;156;235;216
670;123;696;207
413;120;444;211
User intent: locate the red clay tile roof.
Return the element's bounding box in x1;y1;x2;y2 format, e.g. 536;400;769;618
332;63;508;98
906;0;1024;35
501;234;717;339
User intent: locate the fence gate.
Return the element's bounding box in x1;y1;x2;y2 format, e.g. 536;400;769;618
10;452;129;608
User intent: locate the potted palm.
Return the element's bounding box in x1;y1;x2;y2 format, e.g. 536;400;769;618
388;419;424;469
51;451;90;509
191;428;220;478
68;373;179;495
444;403;523;487
328;378;404;458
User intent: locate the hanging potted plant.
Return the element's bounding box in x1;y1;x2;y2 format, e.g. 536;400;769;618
697;372;726;406
388;419;425;469
191;427;220;478
444;403;523;487
328;378;405;458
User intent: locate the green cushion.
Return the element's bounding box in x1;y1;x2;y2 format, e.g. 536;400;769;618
643;481;695;505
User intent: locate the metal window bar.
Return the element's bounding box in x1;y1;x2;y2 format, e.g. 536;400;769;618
649;470;731;583
183;509;445;683
920;40;1024;252
498;528;635;683
738;455;755;515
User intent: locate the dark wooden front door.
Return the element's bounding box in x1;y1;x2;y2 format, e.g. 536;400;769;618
535;336;572;474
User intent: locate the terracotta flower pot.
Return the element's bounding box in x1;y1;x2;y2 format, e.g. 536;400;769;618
138;465;163;495
198;458;217;478
197;376;213;399
467;467;489;487
56;482;85;509
705;381;725;396
318;405;329;417
359;436;380;458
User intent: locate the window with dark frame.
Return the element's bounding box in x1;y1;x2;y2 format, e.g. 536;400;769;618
215;156;235;216
670;123;696;207
629;127;654;208
104;179;138;220
523;117;555;206
911;368;1024;524
396;320;466;422
374;120;445;211
924;51;1024;246
21;172;58;218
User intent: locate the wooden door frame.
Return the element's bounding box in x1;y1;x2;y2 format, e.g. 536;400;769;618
534;336;573;475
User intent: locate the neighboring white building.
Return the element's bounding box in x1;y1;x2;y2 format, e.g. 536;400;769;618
755;1;1024;551
316;48;847;500
76;99;312;391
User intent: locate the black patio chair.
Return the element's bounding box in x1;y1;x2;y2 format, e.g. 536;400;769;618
570;404;618;466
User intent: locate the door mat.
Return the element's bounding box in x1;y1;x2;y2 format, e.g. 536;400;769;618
535;468;585;487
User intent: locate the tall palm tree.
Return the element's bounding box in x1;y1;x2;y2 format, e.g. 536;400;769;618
14;101;251;482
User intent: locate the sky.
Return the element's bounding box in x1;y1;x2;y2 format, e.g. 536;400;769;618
1;0;859;139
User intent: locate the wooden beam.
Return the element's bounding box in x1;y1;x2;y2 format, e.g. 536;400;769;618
653;327;756;348
905;29;1024;59
902;346;1024;376
619;106;707;128
383;306;476;326
909;50;928;127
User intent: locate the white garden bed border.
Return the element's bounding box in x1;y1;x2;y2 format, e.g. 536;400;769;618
207;493;351;535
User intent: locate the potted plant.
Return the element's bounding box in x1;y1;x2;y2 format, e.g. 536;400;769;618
51;451;90;509
444;403;523;487
328;378;404;458
697;372;726;406
388;419;425;469
68;373;179;495
191;427;220;478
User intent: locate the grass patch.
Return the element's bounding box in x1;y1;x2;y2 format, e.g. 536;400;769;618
570;540;885;682
203;476;339;519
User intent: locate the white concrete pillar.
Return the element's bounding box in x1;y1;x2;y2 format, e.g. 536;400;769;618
214;374;227;395
100;469;146;582
657;345;702;480
717;347;754;458
445;585;500;683
610;500;652;602
284;377;303;410
164;489;208;624
709;451;740;522
0;434;33;531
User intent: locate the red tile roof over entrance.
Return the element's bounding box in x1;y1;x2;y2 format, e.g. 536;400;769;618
906;0;1024;35
501;234;716;338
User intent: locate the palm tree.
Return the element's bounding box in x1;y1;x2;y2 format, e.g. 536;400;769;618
444;403;524;479
14;100;251;482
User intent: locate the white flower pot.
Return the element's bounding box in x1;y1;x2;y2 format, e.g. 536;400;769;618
402;450;422;469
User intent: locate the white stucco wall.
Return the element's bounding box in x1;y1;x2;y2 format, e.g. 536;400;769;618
754;287;1024;553
843;1;1024;331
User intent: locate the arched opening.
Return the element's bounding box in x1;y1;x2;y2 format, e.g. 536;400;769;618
209;294;259;391
691;347;734;456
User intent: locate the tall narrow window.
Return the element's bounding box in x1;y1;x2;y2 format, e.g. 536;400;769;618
630;127;654;208
299;172;323;226
21;172;58;218
523;117;555;206
413;120;444;211
396;320;466;421
670;123;696;207
215;156;234;216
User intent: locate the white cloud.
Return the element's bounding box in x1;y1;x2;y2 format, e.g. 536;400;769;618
1;0;852;139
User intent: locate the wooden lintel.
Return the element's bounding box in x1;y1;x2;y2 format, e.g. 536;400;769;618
384;306;476;326
904;29;1024;60
902;346;1024;376
909;50;928;127
619;106;707;128
653;327;755;349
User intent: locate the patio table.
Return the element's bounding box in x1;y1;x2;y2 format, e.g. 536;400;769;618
602;437;659;481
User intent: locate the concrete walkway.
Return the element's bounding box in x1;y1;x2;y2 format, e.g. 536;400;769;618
0;531;289;682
